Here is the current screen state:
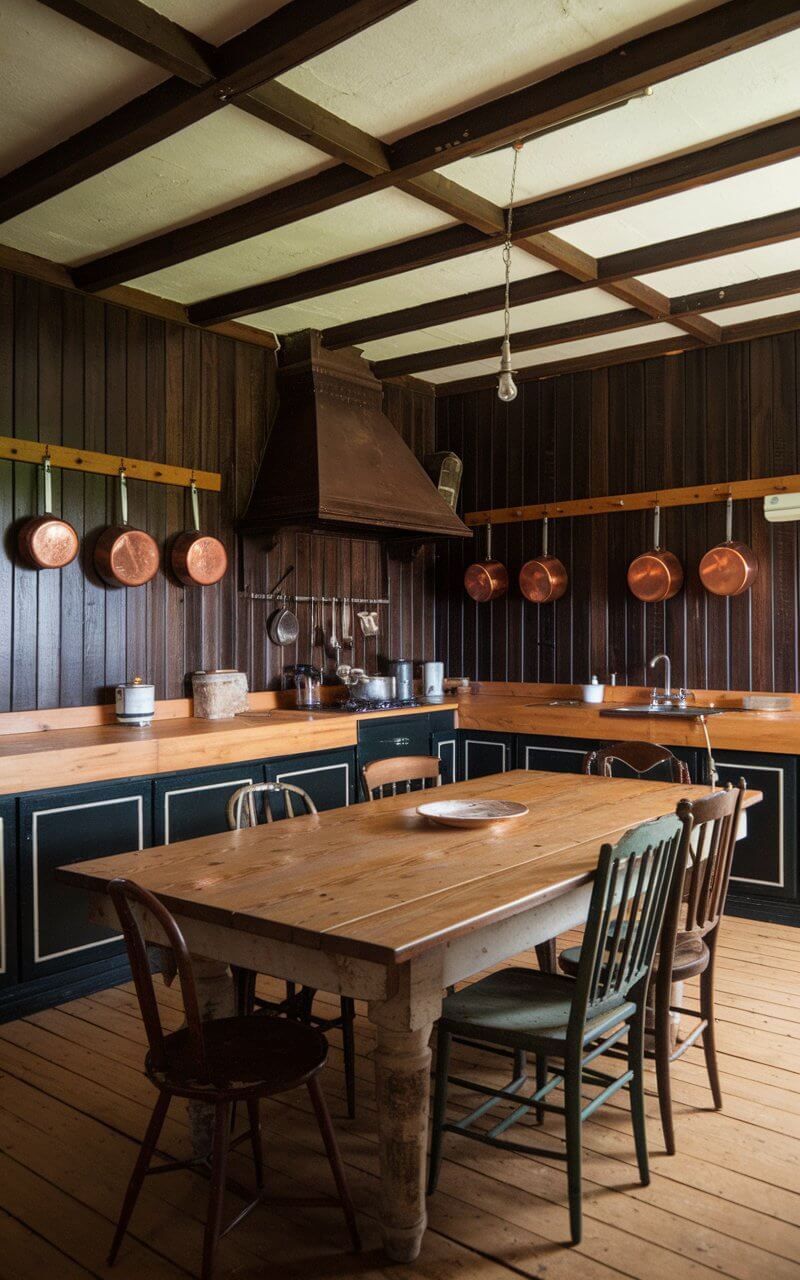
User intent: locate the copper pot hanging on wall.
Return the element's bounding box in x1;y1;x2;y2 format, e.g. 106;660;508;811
17;456;79;570
171;480;227;586
699;495;758;597
464;522;508;602
94;469;160;587
627;503;683;602
519;514;568;603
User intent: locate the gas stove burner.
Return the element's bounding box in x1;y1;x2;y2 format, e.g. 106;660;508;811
318;697;422;714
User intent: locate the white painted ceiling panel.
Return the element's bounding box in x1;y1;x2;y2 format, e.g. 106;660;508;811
0;0;164;172
424;322;687;383
279;0;718;140
150;1;289;45
708;293;800;326
442;33;800;206
640;240;800;296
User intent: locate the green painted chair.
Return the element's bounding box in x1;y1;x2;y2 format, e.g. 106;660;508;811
427;811;689;1245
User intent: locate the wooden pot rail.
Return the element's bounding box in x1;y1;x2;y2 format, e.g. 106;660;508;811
465;471;800;527
0;435;221;492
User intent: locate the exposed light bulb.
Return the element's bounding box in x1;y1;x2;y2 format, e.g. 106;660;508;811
497;337;517;402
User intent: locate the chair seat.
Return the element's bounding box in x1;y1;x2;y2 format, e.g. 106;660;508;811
146;1015;329;1100
560;929;710;983
440;967;635;1054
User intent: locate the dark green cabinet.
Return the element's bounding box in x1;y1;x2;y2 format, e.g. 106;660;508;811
267;748;356;813
356;711;457;795
432;725;459;785
517;734;597;774
0;801;17;990
18;780;152;981
461;730;514;780
154;762;264;845
713;750;798;903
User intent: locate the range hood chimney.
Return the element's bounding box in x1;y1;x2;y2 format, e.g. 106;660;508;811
240;331;470;543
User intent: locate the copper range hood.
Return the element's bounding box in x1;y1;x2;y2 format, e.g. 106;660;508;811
239;331;470;543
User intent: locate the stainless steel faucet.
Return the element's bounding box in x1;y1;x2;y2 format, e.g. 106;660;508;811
649;653;674;707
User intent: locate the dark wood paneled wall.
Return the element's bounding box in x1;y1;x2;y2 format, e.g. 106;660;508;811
0;269;435;710
435;336;800;692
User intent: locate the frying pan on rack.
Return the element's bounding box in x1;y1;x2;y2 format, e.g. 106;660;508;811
699;496;757;596
519;515;567;603
266;566;299;646
17;455;79;570
464;522;508;602
94;470;159;587
171;480;227;586
627;503;683;602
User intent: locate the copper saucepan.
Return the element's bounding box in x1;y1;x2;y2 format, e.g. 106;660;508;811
464;522;508;602
627;504;683;602
699;495;758;597
18;456;79;570
519;514;568;603
171;480;227;586
94;470;160;587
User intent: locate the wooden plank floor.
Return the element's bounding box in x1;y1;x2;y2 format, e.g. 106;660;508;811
0;912;798;1279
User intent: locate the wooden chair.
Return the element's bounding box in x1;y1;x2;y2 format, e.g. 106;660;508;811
583;740;691;784
361;754;442;801
107;878;359;1280
559;781;746;1154
227;781;358;1119
428;812;688;1245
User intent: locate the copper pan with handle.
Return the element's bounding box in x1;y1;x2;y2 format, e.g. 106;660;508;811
94;469;159;587
171;480;227;586
464;522;508;602
519;514;568;603
17;455;79;570
699;495;758;597
627;503;683;602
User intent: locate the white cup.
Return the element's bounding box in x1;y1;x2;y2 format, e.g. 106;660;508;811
423;661;444;698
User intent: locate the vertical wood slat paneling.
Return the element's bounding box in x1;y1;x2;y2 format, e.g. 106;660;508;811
0;269;436;709
436;335;800;693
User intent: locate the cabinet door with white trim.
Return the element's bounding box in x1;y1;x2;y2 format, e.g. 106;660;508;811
0;800;17;990
266;749;356;816
714;750;798;903
461;731;514;780
18;780;152;981
516;734;598;775
153;762;266;845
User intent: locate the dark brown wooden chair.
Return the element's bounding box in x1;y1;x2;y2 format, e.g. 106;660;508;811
107;878;360;1280
559;781;745;1153
361;754;442;801
227;781;358;1119
583;741;691;784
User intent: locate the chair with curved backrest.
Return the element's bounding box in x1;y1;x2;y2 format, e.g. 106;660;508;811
428;812;689;1245
227;781;358;1119
583;740;691;784
107;877;359;1280
361;754;442;801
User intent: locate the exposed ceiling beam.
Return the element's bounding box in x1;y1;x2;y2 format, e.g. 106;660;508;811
722;307;800;340
371;309;653;379
386;1;800;177
36;0;217;85
600;206;800;281
511;113;800;236
0;0;415;222
670;268;800;315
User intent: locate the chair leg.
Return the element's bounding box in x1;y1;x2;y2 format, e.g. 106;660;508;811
108;1090;170;1265
700;943;723;1111
307;1074;361;1252
513;1047;526;1081
628;1005;650;1187
654;967;676;1156
427;1028;451;1196
535;938;557;974
563;1057;583;1246
202;1101;232;1280
340;997;357;1119
535;1055;548;1125
247;1097;264;1190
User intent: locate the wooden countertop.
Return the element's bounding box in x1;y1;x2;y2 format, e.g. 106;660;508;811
459;684;800;756
0;701;456;796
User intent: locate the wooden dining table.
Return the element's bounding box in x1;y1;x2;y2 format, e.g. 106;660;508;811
58;768;759;1263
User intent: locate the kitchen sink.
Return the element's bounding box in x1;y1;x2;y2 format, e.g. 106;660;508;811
600;704;729;719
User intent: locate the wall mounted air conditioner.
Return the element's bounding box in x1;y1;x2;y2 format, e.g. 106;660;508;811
764;493;800;523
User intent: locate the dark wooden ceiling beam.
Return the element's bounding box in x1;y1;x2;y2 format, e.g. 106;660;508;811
0;0;415;222
670;268;800;315
36;0;217;84
599;206;800;280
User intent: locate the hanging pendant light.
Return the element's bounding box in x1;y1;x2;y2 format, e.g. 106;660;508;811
497;144;521;403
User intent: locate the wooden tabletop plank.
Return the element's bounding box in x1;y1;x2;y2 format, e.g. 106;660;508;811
59;771;759;963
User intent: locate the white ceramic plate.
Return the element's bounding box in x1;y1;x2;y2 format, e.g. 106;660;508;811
416;799;529;828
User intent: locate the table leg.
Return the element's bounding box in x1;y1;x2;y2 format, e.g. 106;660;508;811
369;953;443;1263
185;957;235;1157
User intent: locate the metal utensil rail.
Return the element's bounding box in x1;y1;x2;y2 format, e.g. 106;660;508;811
240;592;389;604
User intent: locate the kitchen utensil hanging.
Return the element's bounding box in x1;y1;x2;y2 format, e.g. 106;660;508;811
94;469;159;587
464;522;508;602
171;480;227;586
699;495;758;597
519;514;567;603
627;502;683;602
265;565;299;646
17;455;79;570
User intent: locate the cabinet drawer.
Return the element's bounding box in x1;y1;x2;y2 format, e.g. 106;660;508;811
154;763;264;845
357;715;432;767
0;802;17;990
19;780;152;980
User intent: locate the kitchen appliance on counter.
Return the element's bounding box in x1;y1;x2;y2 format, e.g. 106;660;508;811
115;677;155;726
283;663;323;709
192;670;249;719
385;658;414;702
423;661;445;701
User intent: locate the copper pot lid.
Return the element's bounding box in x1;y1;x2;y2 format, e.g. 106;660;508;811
172;482;227;585
699;497;758;597
17;458;79;569
519;516;568;603
627;505;684;603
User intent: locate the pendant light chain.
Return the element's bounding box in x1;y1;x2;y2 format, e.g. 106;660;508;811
497;144;521;402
